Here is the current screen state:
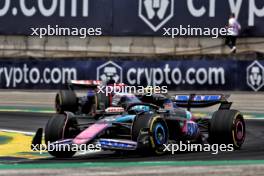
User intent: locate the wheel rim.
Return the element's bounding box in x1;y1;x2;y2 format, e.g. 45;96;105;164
154;123;166;145
235;120;245;141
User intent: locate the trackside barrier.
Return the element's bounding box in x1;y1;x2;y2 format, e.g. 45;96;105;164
0;0;263;36
0;57;263;91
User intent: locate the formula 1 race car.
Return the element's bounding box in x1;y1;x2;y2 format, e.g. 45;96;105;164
55;80;166;118
55;80;122;117
32;93;246;158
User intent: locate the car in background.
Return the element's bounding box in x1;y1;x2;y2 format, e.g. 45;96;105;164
55;80;122;118
54;80;168;118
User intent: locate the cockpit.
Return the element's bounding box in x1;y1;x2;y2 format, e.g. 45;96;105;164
111;93;141;108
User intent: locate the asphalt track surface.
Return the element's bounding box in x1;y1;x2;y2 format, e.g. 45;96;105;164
1;92;264;175
1;111;264;163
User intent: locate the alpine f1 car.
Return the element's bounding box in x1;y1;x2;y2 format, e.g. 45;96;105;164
55;80;164;118
55;80;122;117
32;93;246;158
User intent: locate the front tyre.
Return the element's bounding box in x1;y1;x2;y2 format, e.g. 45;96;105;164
45;114;79;158
209;110;246;149
132;114;168;155
149;117;169;154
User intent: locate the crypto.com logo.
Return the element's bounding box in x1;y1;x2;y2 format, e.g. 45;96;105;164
139;0;174;32
247;60;264;91
97;61;123;83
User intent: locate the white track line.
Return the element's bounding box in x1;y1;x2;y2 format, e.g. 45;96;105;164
0;129;35;135
244;118;264;120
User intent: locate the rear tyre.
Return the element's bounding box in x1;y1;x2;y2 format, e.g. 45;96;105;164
132;113;168;155
45;114;79;158
209;110;245;149
55;90;78;114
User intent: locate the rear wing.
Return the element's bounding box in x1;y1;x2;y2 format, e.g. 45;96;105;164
66;80;102;90
172;94;232;110
66;80;126;90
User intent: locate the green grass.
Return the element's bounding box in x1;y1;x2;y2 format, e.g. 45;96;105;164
1;160;264;169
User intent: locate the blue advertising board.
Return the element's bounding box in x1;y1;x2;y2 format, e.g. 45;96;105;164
0;58;263;91
0;0;112;35
0;0;264;36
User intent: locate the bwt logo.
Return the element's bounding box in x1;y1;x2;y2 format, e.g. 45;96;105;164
247;60;264;92
139;0;174;32
97;61;123;83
